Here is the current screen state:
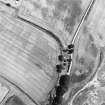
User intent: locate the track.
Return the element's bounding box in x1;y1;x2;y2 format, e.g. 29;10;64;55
67;0;96;75
71;0;96;44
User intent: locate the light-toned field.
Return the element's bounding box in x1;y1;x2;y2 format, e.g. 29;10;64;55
63;0;105;105
84;0;105;47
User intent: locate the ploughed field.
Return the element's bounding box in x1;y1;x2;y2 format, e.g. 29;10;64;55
0;11;59;104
